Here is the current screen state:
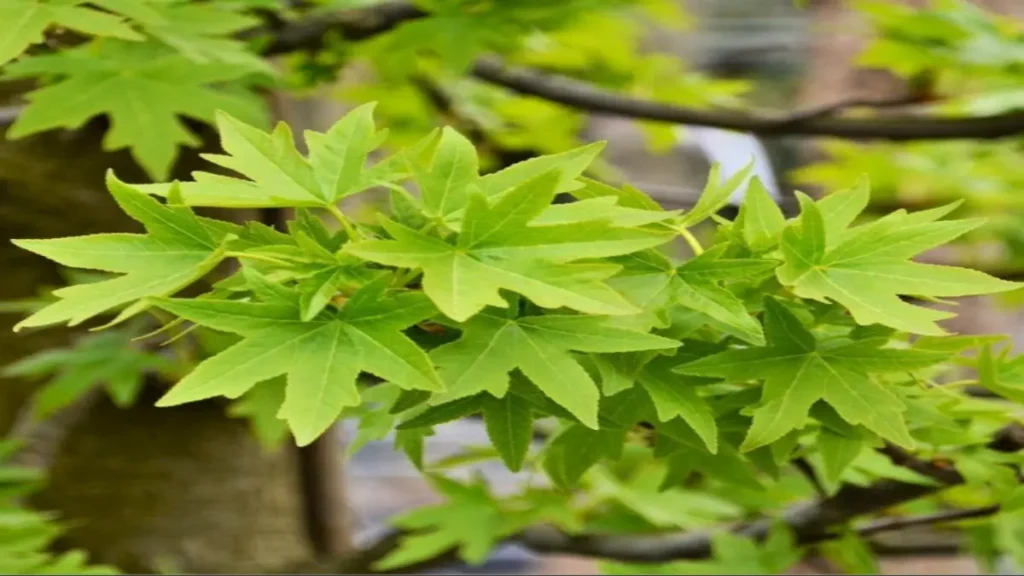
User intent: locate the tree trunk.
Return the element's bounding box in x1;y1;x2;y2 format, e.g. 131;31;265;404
0;109;316;572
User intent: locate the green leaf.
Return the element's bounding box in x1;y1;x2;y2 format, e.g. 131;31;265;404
591;351;658;395
678;298;943;451
816;428;864;493
543;424;624;488
412;127;479;218
476;141;605;198
6;41;267;180
349;170;671;321
678;161;755;227
638;357;718;453
0;0;142;67
777;190;1020;335
573;177;665;212
481;393;534;472
429;312;679;428
673;246;777;345
822;530;879;575
377;476;509;570
740;177;786;251
142;105;395;206
112;0;269;73
12;175;232;330
152;277;442;446
977;344;1024;403
398;395;484;430
306;102;389;201
226;378;290;451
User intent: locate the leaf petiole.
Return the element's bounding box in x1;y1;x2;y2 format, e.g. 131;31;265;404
676;226;705;256
327;204;362;240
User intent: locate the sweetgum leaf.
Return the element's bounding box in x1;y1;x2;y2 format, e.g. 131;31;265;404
12;175;234;330
6;41;267;180
348;170;672;320
427;312;679;428
377;476;509;570
777;188;1020;335
151;277;442;445
481;393;535;472
677;298;945;451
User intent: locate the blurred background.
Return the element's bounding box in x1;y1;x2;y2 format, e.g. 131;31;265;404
2;0;1023;574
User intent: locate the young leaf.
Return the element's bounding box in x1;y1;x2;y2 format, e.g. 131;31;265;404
305;102;389;201
678;161;755;227
777;191;1020;335
151;277;442;445
411;127;479;218
740;177;787;251
475;141;605;198
12;175;233;330
348;170;672;321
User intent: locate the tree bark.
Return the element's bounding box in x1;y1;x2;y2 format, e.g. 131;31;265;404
0;106;316;572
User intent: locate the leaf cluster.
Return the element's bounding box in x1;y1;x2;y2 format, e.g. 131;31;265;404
11;104;1024;571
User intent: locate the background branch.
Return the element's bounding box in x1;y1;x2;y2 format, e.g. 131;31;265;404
470;58;1024;141
254;3;1024;141
293;424;1022;572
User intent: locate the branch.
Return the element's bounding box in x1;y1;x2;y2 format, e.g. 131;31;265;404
470;58;1024;141
878;443;964;485
253;2;426;55
8;3;1024;141
857;505;999;537
252;3;1024;141
295;424;1022;572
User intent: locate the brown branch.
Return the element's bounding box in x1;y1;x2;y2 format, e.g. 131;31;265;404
252;2;426;55
296;424;1023;572
248;3;1024;141
8;3;1024;142
878;443;964;485
857;505;999;537
470;58;1024;141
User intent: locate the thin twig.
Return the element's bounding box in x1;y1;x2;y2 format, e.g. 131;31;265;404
878;443;964;485
858;505;1000;537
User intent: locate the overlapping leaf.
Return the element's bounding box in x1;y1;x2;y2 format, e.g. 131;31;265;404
348;170;673;321
151;276;443;445
608;246;774;342
12;174;236;330
676;298;947;451
777;185;1020;335
426;310;679;428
